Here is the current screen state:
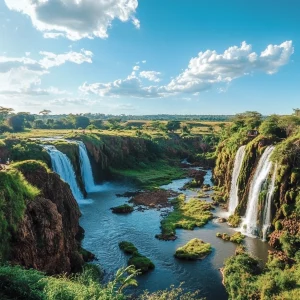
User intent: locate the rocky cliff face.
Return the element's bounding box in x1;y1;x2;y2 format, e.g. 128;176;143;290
8;161;85;274
214;131;300;247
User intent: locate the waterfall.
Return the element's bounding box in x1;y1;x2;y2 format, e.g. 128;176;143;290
228;145;246;215
242;146;274;236
78;141;101;193
262;163;277;241
43;145;84;202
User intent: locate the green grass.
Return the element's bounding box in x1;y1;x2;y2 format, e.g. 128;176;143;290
119;241;138;255
128;254;155;274
216;232;245;244
228;214;241;228
0;169;40;260
110;160;186;189
174;238;212;260
119;242;155;274
230;232;245;244
156;194;213;240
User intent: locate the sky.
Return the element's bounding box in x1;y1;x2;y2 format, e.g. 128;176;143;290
0;0;299;115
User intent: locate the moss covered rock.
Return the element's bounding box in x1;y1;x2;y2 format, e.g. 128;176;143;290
111;204;134;214
119;241;138;255
128;253;155;273
174;238;212;260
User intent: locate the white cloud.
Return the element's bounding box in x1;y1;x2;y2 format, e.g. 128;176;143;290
133;65;140;71
0;49;93;95
4;0;139;41
162;41;294;94
39;49;93;68
139;71;161;82
43;32;65;39
80;73;160;98
79;41;293;99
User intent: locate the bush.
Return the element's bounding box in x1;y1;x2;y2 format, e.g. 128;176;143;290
228;214;241;228
128;254;155;274
275;220;283;230
174;238;212;260
119;241;138;255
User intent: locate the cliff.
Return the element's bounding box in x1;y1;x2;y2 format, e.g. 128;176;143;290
0;161;85;274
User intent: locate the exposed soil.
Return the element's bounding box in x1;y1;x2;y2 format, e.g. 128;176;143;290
130;189;179;208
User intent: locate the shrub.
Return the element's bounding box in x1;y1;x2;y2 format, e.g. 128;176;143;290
128;254;155;274
119;241;138;255
174;238;212;260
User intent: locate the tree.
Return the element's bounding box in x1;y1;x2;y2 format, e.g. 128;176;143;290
39;109;51;116
293;108;300;117
0;106;14;124
75;116;90;129
8;115;25;132
232;111;262;130
91;119;103;129
33;119;48;129
166;120;181;132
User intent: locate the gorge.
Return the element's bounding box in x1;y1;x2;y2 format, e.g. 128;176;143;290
0;112;299;299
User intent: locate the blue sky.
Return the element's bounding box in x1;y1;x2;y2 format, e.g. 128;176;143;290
0;0;299;115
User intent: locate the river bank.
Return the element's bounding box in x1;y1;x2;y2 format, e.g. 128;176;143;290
80;167;271;300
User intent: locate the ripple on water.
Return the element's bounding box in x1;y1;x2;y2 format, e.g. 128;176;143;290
81;175;271;300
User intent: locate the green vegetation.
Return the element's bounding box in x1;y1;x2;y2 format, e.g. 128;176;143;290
223;251;300;300
216;232;245;244
119;242;138;255
156;194;213;240
119;242;155;274
111;204;134;214
227;214;241;228
111;160;185;189
0;264;139;300
128;254;155;274
0;169;40;260
140;284;201;300
230;232;245;244
174;238;212;260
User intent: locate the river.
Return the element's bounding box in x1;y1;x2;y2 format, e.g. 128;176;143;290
80;169;271;299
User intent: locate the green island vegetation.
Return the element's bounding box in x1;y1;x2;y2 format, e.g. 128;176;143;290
227;214;241;228
174;238;212;260
119;241;138;254
111;204;134;214
1;106;300;299
119;241;155;274
216;232;245;244
156;194;213;240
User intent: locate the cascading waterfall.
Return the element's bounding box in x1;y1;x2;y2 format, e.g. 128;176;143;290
78;141;102;193
262;163;277;241
43;145;84;202
228;145;246;215
242;146;275;236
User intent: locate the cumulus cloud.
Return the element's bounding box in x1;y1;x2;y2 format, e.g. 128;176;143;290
39;49;93;68
80;41;293;98
0;49;93;95
4;0;139;40
139;71;161;82
80;74;160;98
162;41;294;94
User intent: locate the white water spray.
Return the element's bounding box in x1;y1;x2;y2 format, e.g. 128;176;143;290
262;163;277;241
43;145;84;202
228;145;246;215
78;141;102;193
242;146;274;236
